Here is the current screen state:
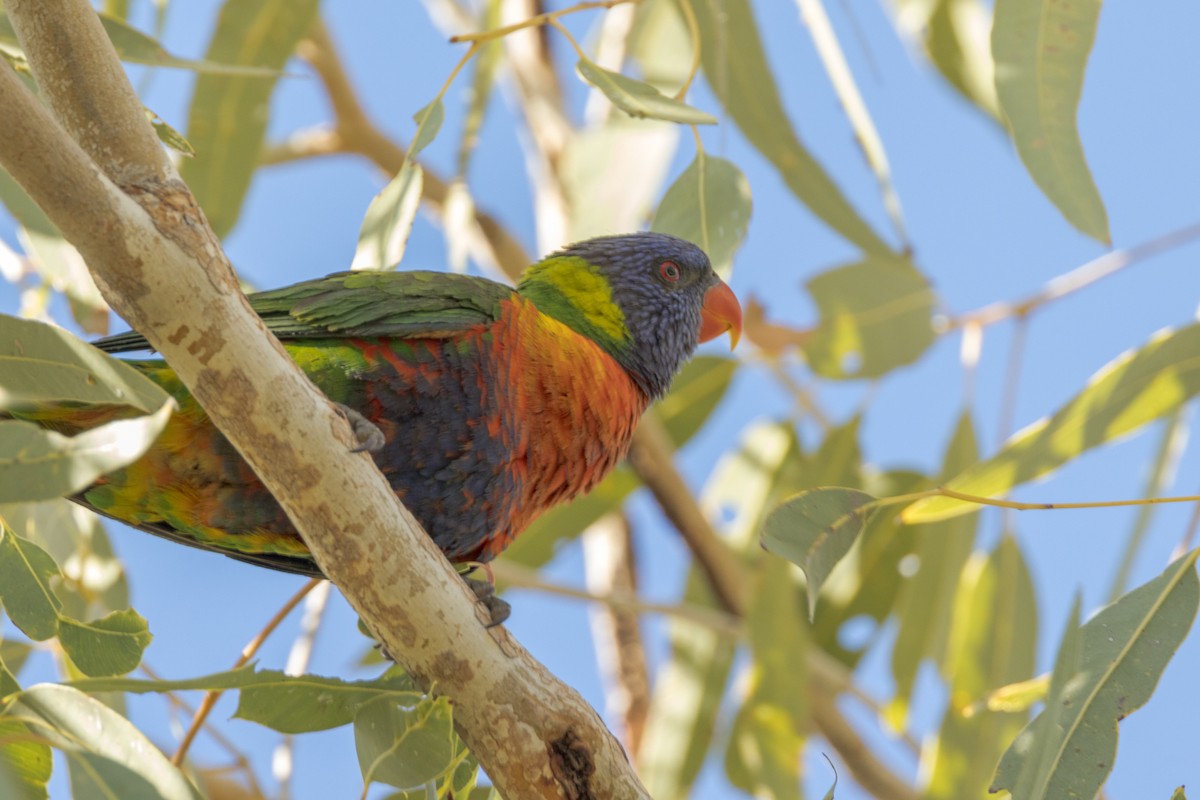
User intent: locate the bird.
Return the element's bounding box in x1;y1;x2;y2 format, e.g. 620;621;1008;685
13;232;741;623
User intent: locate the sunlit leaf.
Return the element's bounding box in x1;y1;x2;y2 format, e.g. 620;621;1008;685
652;153;752;279
904;323;1200;523
761;487;877;619
801;256;935;379
0;719;50;800
352;163;424;271
0;403;172;503
7;684;202;800
146;110;195;157
923;534;1037;799
575;58;716;125
686;0;895;256
890;413;979;724
0;529;62;642
640;422;802;798
992;0;1108;242
57;609;151;678
992;550;1200;798
724;558;805;799
355;694;458;790
180;0;320;237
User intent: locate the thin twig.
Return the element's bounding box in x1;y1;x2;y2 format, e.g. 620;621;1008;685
449;0;639;43
139;663;266;798
944;221;1200;331
491;560;741;635
172;579;321;766
273;580;332;800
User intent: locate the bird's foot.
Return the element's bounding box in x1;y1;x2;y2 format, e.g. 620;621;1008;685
334;403;386;453
462;568;510;628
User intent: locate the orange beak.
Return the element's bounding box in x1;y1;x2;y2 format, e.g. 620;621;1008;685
698;279;743;349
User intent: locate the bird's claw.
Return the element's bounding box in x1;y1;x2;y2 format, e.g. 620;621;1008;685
462;573;510;628
335;403;386;453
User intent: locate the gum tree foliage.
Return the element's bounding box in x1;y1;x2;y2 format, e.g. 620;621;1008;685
0;0;1198;798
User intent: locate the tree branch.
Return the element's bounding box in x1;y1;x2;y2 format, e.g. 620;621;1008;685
0;3;647;796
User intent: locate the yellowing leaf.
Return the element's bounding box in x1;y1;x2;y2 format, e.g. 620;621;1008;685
905;323;1200;523
992;0;1109;242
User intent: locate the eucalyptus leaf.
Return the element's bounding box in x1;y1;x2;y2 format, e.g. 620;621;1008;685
0;314;168;412
576;58;716;125
761;487;877;619
7;684;202;800
992;0;1108;242
801;256;935;379
686;0;895;256
352;163;424;271
993;550;1200;799
652;153;752;278
411;100;445;159
905;322;1200;523
180;0;320;237
57;609;151;678
0;529;62;642
0;403;173;503
355;695;458;790
0;719;50;800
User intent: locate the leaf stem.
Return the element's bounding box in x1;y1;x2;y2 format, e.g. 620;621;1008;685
171;578;321;766
449;0;640;44
935;486;1200;512
674;0;702;102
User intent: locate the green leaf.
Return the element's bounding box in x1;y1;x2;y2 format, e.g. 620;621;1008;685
724;558;805;800
180;0;321;237
890;413;979;724
68;665;420;733
238;671;421;734
0;403;173;503
686;0;896;256
0;314;169;413
352;163;424;271
575;58;717;125
57;609;151;678
640;422;802;798
411;100;445;159
0;719;51;800
992;0;1108;242
1172;787;1187;800
801;256;935;379
0;529;62;641
761;487;877;619
6;684;202;799
894;0;1000;121
355;694;458;790
992;550;1200;798
652;153;752;279
905;322;1200;523
923;534;1037;799
147;110;196;157
501;356;738;568
1;640;32;691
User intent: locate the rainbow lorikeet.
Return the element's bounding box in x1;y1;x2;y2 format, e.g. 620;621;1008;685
17;233;741;621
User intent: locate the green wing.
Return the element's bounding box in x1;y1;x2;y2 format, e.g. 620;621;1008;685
94;271;515;353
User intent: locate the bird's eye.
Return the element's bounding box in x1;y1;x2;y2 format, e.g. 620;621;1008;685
659;260;681;283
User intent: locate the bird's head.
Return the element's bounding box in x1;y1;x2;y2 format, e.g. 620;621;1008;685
518;232;743;399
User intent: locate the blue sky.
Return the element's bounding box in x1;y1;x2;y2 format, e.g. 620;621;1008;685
4;1;1200;798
